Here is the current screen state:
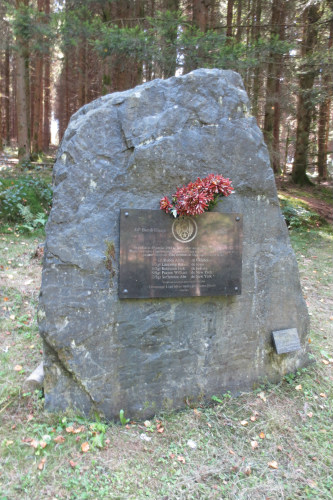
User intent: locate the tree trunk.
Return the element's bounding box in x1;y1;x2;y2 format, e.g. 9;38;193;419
15;0;30;160
0;53;2;150
263;0;285;173
78;41;87;107
226;0;234;39
251;0;262;120
43;0;51;151
32;54;43;154
161;0;179;78
236;0;243;42
292;4;321;185
16;52;29;159
5;41;10;145
193;0;210;32
243;0;252;92
101;0;143;92
317;10;332;180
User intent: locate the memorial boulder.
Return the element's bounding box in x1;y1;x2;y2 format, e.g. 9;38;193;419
38;68;310;419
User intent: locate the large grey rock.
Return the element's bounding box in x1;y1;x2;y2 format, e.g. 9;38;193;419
38;69;310;420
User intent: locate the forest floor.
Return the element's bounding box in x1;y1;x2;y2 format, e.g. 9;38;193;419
276;177;333;225
0;162;332;500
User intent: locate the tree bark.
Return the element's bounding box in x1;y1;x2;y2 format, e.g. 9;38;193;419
226;0;234;39
317;10;332;180
43;0;51;151
5;41;10;145
263;0;285;173
32;54;43;154
16;0;31;160
236;0;243;42
251;0;262;120
292;4;321;185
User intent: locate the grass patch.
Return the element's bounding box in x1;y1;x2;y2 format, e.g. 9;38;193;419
0;183;332;499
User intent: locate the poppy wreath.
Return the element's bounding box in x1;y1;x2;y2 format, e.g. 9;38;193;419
160;174;234;218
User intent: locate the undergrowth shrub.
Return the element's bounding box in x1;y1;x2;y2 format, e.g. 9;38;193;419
279;197;324;229
0;176;52;230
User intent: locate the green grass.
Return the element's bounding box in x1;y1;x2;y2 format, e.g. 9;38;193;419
0;184;332;499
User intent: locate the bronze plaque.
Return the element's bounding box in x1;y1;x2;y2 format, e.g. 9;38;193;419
272;328;301;354
119;209;242;299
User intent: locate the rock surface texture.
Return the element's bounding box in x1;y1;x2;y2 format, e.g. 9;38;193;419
38;69;310;419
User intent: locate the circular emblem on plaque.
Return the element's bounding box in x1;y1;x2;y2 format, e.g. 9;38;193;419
172;218;198;243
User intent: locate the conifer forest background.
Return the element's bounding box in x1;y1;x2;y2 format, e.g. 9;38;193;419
0;0;332;185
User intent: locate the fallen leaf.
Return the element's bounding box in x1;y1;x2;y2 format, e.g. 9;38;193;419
240;420;248;426
144;420;151;428
54;435;65;444
170;453;175;459
66;426;74;433
37;457;46;470
69;460;77;468
258;391;266;402
27;414;34;422
177;455;186;464
307;479;317;488
3;297;9;301
30;439;39;449
14;365;23;371
105;438;111;445
295;384;302;391
229;449;235;455
5;331;11;335
11;424;16;430
311;456;317;461
250;415;257;422
207;423;212;428
251;440;259;450
307;412;313;418
125;424;131;429
9;314;15;319
277;445;283;451
319;393;327;398
244;466;251;476
268;461;278;469
157;427;164;433
81;442;90;453
39;441;47;449
5;440;13;446
73;426;85;434
193;408;201;417
259;432;265;439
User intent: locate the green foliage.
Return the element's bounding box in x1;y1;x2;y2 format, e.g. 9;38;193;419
8;2;55;54
91;9;293;76
119;409;130;426
0;176;52;227
279;197;325;229
17;204;48;233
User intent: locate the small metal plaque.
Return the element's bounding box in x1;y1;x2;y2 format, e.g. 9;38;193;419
119;209;242;299
272;328;301;354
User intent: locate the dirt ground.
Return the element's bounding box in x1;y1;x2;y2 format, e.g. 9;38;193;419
276;177;333;224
